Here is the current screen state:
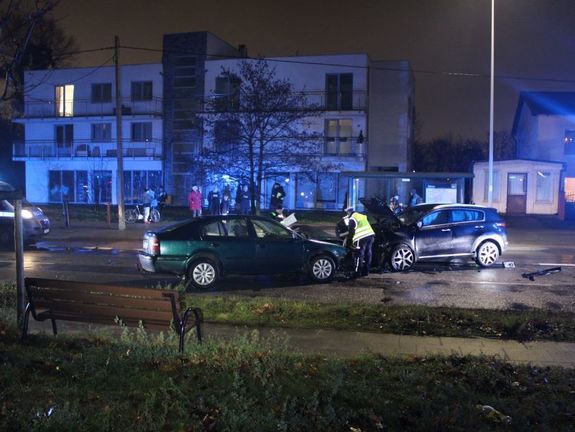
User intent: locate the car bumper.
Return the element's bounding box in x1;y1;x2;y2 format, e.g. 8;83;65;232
138;252;158;273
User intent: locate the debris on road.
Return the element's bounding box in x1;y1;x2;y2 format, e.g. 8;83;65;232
521;266;562;281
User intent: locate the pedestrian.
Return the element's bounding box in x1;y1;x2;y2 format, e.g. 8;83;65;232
142;187;155;223
239;184;251;215
221;192;231;215
344;206;376;277
188;185;202;217
208;187;221;215
270;182;286;210
410;189;423;206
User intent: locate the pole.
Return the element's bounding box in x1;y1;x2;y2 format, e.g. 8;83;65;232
115;35;126;230
488;0;495;206
14;199;24;325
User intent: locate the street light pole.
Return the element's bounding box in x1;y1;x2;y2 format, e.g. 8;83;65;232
488;0;495;206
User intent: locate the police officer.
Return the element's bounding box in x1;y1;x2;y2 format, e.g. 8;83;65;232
344;206;375;276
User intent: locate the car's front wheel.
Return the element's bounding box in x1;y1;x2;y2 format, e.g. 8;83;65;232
475;240;499;267
187;259;219;290
308;255;336;283
389;244;415;271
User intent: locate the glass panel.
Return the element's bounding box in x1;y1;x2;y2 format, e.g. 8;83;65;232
93;171;112;204
61;171;74;201
508;173;527;195
536;171;552;202
76;171;89;203
422;210;449;226
484;170;500;202
49;171;61;202
325;75;338;110
340;74;353;110
317;173;337;202
295;173;316;209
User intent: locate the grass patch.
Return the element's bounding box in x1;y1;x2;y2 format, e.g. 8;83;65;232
0;320;574;431
183;295;575;342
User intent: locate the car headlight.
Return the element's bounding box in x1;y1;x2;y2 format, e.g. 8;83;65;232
21;209;34;219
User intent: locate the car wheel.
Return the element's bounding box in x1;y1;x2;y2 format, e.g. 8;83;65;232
187;259;218;289
475;240;499;267
308;255;336;283
389;244;415;271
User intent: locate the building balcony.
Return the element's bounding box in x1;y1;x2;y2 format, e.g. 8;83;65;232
13;139;162;160
16;97;163;119
324;137;366;157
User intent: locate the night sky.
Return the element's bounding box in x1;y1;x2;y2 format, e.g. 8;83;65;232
54;0;575;141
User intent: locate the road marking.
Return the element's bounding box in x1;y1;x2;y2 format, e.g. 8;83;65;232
449;280;553;287
537;263;575;267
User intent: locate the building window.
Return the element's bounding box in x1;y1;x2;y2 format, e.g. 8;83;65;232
214;120;240;152
92;171;112;204
55;84;74;117
131;81;153;101
325;119;353;155
55;124;73;157
131;122;152;142
317;173;337;204
326;73;353;110
536;171;553;202
564;130;575;155
123;170;162;204
483;170;500;202
295;173;316;209
91;83;112;103
49;170;87;203
91;123;112;141
214;75;240;111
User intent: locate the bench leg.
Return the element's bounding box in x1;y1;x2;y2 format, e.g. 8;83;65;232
178;307;203;353
51;319;58;335
20;303;32;341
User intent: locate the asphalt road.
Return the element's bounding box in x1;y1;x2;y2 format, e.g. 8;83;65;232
1;218;574;312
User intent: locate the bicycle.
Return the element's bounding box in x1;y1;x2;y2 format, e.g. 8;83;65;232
125;204;161;224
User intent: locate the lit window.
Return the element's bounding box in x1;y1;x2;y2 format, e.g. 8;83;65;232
536;171;552;202
55;85;74;117
325;119;353;155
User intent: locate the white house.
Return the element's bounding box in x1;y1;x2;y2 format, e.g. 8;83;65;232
510;91;575;217
13;64;163;205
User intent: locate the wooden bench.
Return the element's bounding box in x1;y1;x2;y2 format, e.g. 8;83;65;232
21;277;202;353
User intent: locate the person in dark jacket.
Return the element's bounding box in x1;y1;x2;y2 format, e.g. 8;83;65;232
238;185;251;215
208;187;221;215
269;182;286;210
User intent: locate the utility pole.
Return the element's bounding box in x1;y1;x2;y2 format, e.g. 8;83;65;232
115;35;126;230
14;197;24;325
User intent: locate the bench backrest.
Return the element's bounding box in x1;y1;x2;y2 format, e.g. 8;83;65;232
25;277;181;330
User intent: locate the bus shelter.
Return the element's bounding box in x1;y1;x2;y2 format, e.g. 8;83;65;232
340;171;473;211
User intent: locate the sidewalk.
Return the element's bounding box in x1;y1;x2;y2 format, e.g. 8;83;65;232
25;319;575;368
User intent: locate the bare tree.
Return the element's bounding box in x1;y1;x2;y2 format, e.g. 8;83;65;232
200;59;339;213
0;0;75;102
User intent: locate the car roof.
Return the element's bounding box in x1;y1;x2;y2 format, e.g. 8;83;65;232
419;203;496;212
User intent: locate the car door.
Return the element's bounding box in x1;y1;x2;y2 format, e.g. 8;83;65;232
250;218;304;274
449;209;485;255
415;210;453;258
199;218;257;274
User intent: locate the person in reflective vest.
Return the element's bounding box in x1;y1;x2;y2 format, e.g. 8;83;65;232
344;206;375;276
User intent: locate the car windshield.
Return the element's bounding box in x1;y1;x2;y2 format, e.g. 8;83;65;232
397;207;429;226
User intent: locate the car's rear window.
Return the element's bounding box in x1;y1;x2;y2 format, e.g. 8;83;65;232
450;209;484;223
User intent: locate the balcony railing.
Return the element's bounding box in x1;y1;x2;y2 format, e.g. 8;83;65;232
324;137;365;157
13;139;162;159
18;97;163;118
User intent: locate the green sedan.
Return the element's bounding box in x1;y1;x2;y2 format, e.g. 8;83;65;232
138;215;349;289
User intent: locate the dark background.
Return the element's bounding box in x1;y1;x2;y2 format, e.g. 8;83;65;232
53;0;575;141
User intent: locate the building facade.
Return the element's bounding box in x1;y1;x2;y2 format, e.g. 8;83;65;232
13;32;414;210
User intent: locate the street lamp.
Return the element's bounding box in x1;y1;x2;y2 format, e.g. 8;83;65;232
488;0;495;206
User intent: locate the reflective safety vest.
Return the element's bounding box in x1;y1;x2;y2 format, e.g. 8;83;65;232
351;212;375;242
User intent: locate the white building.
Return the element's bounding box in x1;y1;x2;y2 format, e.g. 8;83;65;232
14;32;414;210
13;64;163;204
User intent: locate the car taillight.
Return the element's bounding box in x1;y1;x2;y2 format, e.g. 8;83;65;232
148;235;160;255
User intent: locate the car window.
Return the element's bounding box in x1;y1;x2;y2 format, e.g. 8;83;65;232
223;218;249;238
201;221;226;237
251;219;292;239
451;210;484;223
421;210;449;227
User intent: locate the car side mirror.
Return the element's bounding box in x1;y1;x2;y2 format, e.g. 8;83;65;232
416;221;423;229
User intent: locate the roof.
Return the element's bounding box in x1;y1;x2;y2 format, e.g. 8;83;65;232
512;92;575;136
